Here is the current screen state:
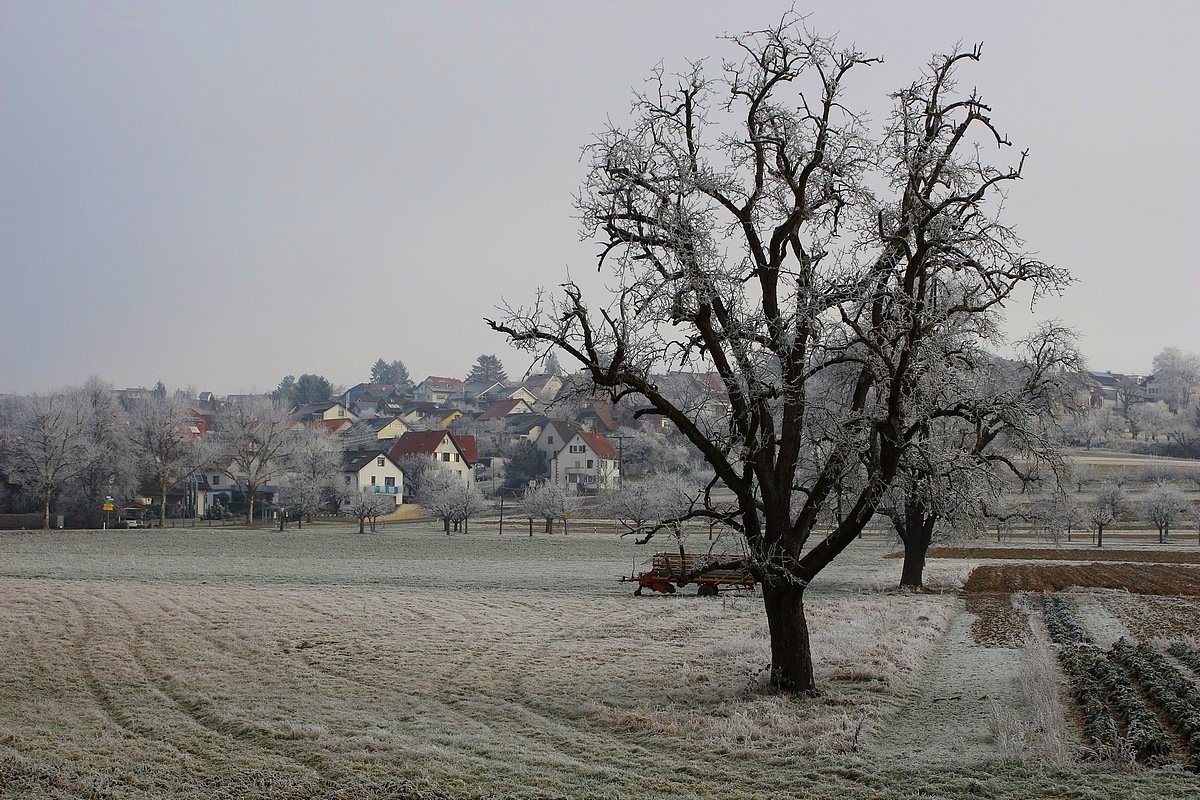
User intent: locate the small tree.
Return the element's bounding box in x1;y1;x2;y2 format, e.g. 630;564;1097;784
344;490;393;534
1143;485;1188;543
1091;484;1128;548
522;482;573;534
416;467;464;533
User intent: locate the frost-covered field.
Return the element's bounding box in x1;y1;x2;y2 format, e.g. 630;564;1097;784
1;525;1197;799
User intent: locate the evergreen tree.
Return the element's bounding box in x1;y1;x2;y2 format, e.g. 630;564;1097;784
467;354;508;385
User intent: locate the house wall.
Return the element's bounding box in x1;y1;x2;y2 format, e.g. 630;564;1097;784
550;434;617;492
353;457;405;494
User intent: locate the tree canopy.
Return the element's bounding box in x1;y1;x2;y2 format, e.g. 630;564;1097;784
467;354;508;386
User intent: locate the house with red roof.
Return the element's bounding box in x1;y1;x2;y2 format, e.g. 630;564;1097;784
544;428;619;494
388;430;477;487
415;376;465;405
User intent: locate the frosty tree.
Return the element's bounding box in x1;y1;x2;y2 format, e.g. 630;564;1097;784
2;390;96;529
489;17;1069;691
129;394;204;528
212;397;295;526
281;426;342;526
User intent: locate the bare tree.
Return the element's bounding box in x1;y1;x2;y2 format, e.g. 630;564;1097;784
129;394;204;528
1090;483;1128;548
398;454;438;502
416;466;466;533
212;397;294;526
1151;347;1200;413
1143;484;1189;543
64;378;139;529
886;325;1079;588
521;482;574;534
2;390;95;528
489;20;1068;690
282;426;341;526
343;490;393;534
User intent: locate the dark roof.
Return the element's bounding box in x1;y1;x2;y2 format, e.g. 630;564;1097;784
342;449;394;473
456;434;478;465
479;398;529;421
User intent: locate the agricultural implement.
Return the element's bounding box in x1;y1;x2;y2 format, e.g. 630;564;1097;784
622;552;756;596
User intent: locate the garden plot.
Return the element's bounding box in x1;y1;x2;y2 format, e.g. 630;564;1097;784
2;527;1199;799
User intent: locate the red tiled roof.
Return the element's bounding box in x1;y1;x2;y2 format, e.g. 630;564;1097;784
388;430;476;466
423;376;464;387
578;431;618;460
455;434;478;466
479;398;527;421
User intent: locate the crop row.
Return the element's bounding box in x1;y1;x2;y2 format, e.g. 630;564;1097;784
1042;594;1089;645
1043;595;1172;765
1114;639;1200;771
1056;643;1118;755
1168;641;1200;675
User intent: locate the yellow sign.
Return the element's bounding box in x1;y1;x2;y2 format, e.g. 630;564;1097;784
102;503;114;512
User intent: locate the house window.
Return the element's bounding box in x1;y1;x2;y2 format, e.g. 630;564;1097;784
547;436;554;445
337;407;345;417
212;475;220;486
569;444;585;453
574;460;581;468
452;453;460;462
345;475;352;485
587;459;594;468
377;457;385;467
385;477;395;487
371;475;376;485
441;453;451;462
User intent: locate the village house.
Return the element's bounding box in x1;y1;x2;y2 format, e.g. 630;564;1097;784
341;450;405;507
548;430;620;494
388;430;478;488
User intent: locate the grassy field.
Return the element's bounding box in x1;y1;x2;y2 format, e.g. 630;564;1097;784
2;524;1199;799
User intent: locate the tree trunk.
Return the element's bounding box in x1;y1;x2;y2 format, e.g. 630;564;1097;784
1096;523;1104;548
246;492;255;527
42;492;52;530
762;582;814;693
160;487;168;529
358;516;365;534
895;503;936;590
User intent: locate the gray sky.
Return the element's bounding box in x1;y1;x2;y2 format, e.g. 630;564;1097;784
3;0;1197;395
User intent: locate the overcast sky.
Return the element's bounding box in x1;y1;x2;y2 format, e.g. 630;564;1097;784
2;1;1197;395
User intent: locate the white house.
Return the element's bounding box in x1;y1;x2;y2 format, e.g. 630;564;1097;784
548;430;620;493
342;450;405;506
388;430;477;487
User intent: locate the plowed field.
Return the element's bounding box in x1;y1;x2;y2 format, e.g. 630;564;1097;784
924;547;1200;564
962;563;1200;596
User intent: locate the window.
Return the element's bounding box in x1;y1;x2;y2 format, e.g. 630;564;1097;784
574;460;581;468
377;457;385;467
569;444;585;453
337;407;345;417
212;475;220;486
587;459;594;469
547;436;554;445
441;453;451;462
453;453;460;462
345;475;352;485
371;475;376;485
385;476;395;487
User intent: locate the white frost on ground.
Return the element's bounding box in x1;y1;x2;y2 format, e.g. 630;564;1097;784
870;598;1026;764
1066;591;1135;649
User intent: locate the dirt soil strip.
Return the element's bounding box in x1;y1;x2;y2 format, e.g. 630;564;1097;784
962;564;1200;596
872;600;1024;764
919;547;1200;564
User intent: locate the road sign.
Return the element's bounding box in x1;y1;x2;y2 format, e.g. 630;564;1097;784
102;503;114;512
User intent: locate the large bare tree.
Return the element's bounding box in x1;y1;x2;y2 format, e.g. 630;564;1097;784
2;390;95;529
212;397;294;526
490;18;1068;691
129;394;205;528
